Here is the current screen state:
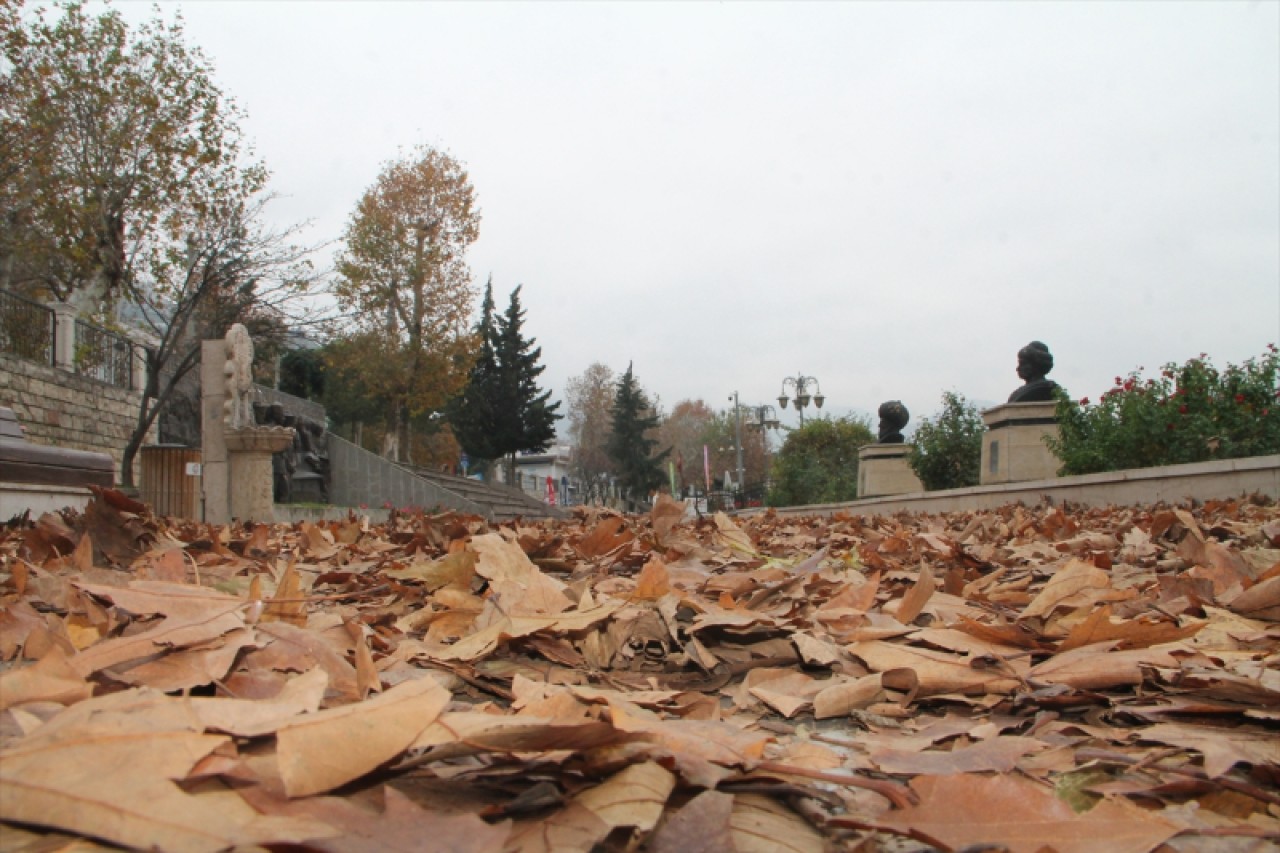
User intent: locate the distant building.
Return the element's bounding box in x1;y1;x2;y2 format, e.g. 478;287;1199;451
507;444;576;505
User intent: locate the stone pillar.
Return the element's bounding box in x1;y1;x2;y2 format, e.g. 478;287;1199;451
858;443;924;498
126;331;156;394
225;427;294;522
200;330;294;524
980;401;1061;485
52;303;76;371
200;339;230;524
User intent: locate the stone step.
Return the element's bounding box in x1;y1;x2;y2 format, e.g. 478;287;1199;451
402;466;568;522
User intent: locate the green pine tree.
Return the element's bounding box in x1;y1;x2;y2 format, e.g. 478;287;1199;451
606;362;669;508
449;279;502;465
450;281;560;480
493;285;560;481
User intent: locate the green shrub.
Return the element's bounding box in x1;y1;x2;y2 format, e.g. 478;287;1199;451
767;415;873;507
1047;346;1280;475
907;391;983;490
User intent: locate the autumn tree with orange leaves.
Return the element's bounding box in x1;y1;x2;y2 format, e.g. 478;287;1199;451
329;146;480;463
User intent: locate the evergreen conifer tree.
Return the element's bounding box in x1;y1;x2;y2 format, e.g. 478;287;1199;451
493;285;560;481
606;362;669;508
449;279;501;465
451;282;560;481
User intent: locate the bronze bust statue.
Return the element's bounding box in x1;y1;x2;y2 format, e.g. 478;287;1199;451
1008;341;1060;403
877;400;909;443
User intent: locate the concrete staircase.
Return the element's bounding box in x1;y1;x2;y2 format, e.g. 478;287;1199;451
327;434;567;522
404;465;569;522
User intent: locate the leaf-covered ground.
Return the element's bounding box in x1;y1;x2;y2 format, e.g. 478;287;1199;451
1;489;1278;852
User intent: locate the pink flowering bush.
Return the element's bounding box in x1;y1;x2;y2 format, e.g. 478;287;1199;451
1048;346;1280;475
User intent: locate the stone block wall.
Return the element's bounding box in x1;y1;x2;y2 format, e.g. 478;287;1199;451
0;353;156;484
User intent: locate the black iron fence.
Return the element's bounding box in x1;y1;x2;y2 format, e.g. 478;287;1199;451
0;289;138;390
74;318;134;388
691;481;770;513
0;289;54;366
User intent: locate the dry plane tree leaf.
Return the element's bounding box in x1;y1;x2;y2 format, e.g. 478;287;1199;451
276;677;451;797
346;619;382;699
633;555;672;600
878;773;1182;853
1135;722;1280;778
1029;641;1184;691
385;549;476;589
3;491;1279;851
0;691;331;852
729;794;825;853
893;563;936;625
0;646;92;710
1230;574;1280;615
243;785;511;853
189;666;328;737
849;640;1024;696
713;512;757;556
1057;604;1205;652
813;673;884;719
868;735;1047;775
410;712;626;755
66;604;246;679
263;561;307;626
471;532;571;616
430;601;624;662
648;789;736;853
575;514;634;559
247;621;360;699
506;800;612;853
574;760;676;832
111;626;256;691
651;493;687;546
1021;558;1112;620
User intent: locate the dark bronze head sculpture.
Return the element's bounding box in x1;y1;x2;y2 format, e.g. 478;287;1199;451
1008;340;1060;403
877;400;909;443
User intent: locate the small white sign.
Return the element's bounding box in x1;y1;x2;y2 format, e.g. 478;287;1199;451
185;462;202;476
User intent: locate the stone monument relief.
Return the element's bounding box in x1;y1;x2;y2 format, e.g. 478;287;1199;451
201;324;295;523
223;324;257;430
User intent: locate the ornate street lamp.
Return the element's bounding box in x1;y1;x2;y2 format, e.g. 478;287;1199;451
729;392;745;492
748;403;781;431
778;375;825;426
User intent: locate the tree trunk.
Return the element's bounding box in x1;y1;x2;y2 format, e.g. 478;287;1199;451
383;403;402;461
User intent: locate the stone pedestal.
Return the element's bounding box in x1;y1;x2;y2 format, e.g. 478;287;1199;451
225;427;294;522
858;443;924;497
200;339;229;524
980;401;1060;485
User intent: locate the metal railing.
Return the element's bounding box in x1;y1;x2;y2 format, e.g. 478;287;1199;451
0;289;54;365
688;481;770;513
74;319;134;389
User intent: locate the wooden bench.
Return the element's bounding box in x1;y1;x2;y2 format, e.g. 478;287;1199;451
0;407;115;488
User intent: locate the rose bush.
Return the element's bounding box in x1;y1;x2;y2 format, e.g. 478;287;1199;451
1048;346;1280;475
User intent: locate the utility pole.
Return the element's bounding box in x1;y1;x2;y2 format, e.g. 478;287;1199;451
730;391;745;492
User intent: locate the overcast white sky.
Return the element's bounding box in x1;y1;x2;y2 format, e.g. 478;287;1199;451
96;0;1280;432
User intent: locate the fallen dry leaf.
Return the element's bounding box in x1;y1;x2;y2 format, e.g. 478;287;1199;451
878;773;1182;853
277;677;451;796
2;490;1277;851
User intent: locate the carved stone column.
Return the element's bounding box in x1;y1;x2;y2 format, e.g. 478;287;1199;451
225;426;295;522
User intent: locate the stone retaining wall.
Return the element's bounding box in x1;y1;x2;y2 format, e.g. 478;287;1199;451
748;454;1280;519
0;353;156;484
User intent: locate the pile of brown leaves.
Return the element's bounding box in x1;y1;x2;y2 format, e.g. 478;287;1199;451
1;488;1278;852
